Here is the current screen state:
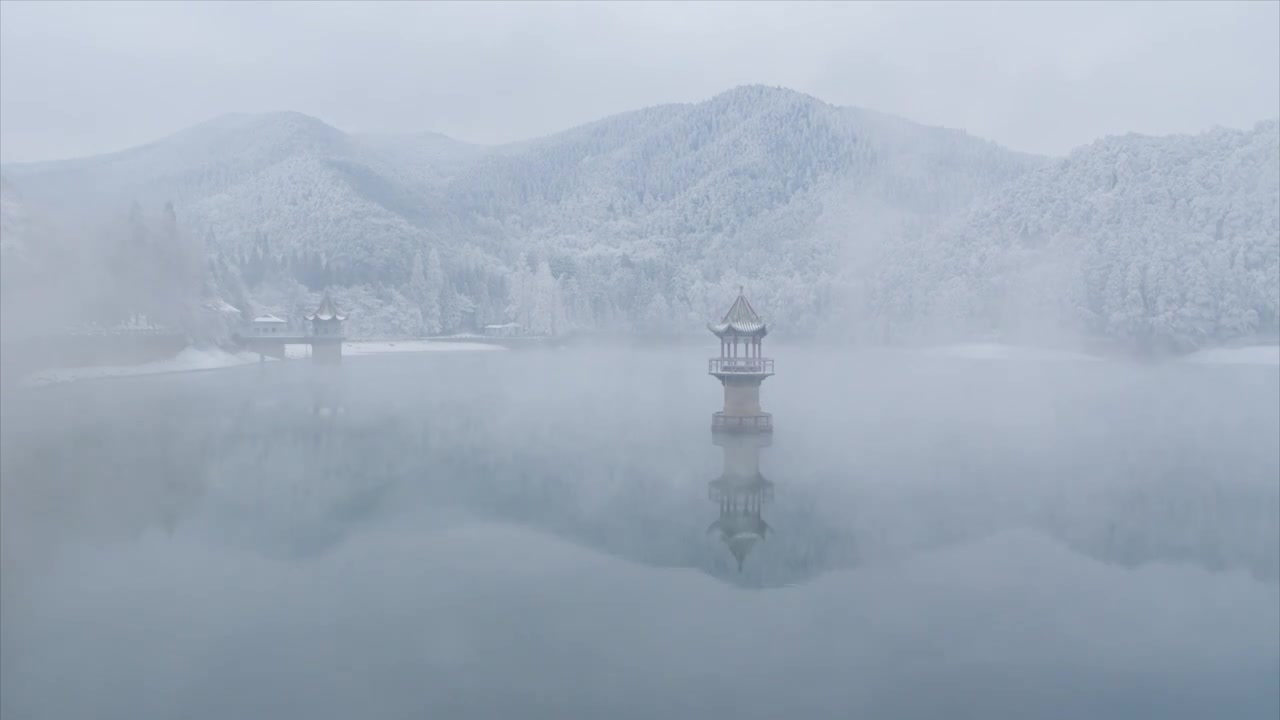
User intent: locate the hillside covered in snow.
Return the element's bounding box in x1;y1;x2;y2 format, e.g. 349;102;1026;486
2;86;1276;352
876;120;1280;352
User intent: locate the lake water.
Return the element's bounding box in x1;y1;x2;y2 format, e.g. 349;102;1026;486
2;344;1278;719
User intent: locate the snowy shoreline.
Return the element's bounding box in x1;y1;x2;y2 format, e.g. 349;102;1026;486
335;340;503;356
1181;345;1280;366
21;347;266;388
17;340;1276;388
922;342;1279;366
20;339;506;388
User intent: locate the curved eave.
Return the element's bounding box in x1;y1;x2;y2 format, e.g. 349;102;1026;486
707;321;769;338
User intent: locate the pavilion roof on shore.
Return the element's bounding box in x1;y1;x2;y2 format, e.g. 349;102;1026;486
305;292;347;322
707;287;767;337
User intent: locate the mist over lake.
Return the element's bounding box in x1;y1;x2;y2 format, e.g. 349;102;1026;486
2;3;1278;718
2;344;1276;719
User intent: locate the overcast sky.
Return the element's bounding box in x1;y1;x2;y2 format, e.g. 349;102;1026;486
1;0;1277;163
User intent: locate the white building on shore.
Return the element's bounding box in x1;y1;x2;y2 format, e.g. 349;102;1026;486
250;314;287;336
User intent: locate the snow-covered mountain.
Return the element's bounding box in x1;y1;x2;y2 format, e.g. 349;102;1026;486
3;111;445;281
2;86;1276;351
872;120;1280;351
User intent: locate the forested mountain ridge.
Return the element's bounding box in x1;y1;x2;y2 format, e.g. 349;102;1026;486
878;120;1280;351
2;86;1275;352
3;110;441;280
439;85;1039;263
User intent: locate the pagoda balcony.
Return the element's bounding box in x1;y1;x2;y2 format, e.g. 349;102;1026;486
711;411;773;433
708;357;774;376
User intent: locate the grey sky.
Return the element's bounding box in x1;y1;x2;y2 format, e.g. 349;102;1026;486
1;0;1277;163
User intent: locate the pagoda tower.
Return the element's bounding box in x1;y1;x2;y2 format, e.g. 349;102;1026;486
305;291;347;365
707;287;773;433
706;288;774;572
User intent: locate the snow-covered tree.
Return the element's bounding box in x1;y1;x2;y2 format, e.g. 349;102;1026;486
440;281;463;333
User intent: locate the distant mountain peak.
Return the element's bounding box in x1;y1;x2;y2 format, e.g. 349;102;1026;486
175;110;348;148
196;110;335;130
710;84;826;104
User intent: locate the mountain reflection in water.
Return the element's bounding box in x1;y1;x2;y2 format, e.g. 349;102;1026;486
2;346;1277;586
1;345;1277;719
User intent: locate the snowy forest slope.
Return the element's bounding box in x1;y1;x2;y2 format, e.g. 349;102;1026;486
1;86;1276;351
875;120;1280;351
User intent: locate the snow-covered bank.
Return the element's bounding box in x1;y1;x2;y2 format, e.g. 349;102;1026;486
19;339;506;386
344;340;504;355
1183;345;1280;367
21;347;264;387
923;342;1103;363
923;342;1280;367
282;340;506;359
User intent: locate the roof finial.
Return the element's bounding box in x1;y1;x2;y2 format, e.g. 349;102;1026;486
739;284;745;296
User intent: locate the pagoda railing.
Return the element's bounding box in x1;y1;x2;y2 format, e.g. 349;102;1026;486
708;357;774;375
708;476;775;503
711;411;773;432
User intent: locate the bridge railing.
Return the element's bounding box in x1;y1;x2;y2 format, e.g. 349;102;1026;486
708;357;774;375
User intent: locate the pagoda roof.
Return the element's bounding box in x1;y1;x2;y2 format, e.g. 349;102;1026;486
707;287;767;337
305;292;347;322
253;314;286;324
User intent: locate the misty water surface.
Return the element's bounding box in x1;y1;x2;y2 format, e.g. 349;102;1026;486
2;345;1277;719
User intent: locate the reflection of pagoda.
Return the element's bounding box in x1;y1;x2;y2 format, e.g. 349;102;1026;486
706;288;775;572
708;466;773;572
309;376;347;419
